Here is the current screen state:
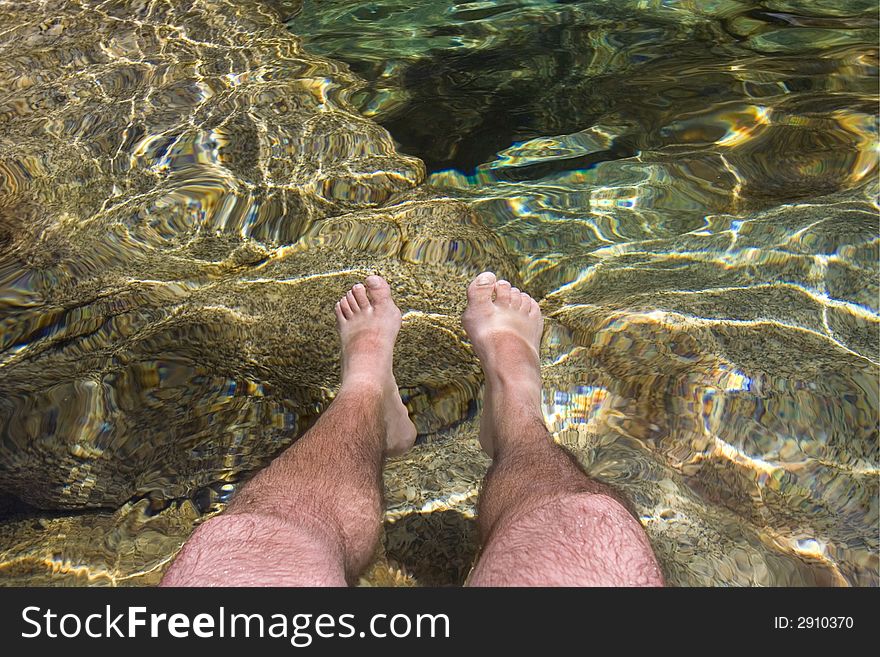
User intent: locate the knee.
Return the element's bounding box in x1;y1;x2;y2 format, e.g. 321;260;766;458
472;492;664;587
162;512;348;587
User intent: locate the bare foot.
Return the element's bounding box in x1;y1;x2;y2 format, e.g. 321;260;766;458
335;275;416;456
462;272;544;457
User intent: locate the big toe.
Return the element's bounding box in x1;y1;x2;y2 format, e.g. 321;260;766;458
365;275;392;304
467;271;497;305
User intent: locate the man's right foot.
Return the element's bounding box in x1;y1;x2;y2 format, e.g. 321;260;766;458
462;272;544;457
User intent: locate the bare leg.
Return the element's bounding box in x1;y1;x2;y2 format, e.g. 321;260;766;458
161;276;416;587
463;272;663;586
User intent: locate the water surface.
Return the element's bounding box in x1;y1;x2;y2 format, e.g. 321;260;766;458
0;0;877;585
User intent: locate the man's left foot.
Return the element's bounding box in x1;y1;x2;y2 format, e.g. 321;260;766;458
335;275;416;456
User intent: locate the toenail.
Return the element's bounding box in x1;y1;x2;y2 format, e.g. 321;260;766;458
476;272;494;284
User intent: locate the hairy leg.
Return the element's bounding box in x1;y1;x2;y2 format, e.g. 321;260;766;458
462;272;663;586
161;276;415;587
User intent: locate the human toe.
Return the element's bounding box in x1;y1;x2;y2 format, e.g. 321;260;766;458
467;271;497;306
495;279;512;305
352;282;370;308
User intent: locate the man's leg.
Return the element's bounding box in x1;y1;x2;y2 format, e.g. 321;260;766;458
161;276;416;586
462;272;663;586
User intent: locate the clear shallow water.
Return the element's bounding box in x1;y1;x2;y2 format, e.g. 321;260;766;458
0;0;877;585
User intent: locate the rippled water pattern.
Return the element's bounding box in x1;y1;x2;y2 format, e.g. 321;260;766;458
0;0;877;586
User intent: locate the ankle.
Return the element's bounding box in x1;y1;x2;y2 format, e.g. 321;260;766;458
338;376;386;401
485;376;542;410
343;350;393;376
